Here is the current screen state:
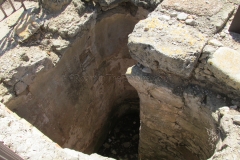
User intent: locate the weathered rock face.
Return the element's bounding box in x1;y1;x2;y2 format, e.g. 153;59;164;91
128;10;208;77
126;0;240;159
2;3;146;154
0;103;114;160
207;47;240;90
42;0;71;11
126;66;219;160
95;0;162;11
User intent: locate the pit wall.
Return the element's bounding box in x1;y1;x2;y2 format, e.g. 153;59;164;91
1;3;148;154
126;0;240;159
0;102;114;160
126;67;220;160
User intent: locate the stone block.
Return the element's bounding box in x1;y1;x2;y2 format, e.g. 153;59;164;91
128;14;207;77
210;3;235;33
161;0;224;16
233;115;240;125
42;0;71;12
207;47;240;90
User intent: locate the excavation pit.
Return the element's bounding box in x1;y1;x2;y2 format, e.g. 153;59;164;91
5;2;144;155
0;2;227;160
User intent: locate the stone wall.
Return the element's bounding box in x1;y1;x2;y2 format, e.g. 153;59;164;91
126;0;240;159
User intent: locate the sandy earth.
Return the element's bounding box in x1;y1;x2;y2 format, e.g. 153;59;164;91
0;1;37;54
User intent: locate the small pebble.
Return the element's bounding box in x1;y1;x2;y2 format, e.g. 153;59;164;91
122;142;131;148
170;12;178;17
233;115;240;125
208;39;224;47
111;150;117;154
185;19;196;26
219;106;229;116
142;67;152;74
177;13;188;21
159;15;171;21
220;32;226;38
188;15;193;19
168;21;173;25
103;143;110;148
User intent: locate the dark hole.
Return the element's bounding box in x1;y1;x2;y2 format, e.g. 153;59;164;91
229;5;240;34
97;113;140;160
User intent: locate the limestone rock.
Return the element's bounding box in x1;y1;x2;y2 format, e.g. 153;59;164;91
14;81;28;95
203;45;217;55
162;0;224;16
0;102;113;160
128;8;208;77
169;11;177;17
142;67;152;74
72;0;86;16
218;107;230;116
210;3;235;33
207;47;240;90
46;4;96;39
199;45;216;60
51;39;70;55
42;0;70;12
97;0;125;11
185;19;195;26
228;0;240;4
126;66;217;160
208;39;223;47
14;13;42;42
233;115;240;125
95;0;162;11
177;13;188;20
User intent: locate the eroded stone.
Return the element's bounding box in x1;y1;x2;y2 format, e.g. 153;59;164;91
14;13;42;42
128;10;208;77
208;47;240;90
161;0;224;16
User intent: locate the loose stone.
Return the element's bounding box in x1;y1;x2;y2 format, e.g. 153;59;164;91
142;67;152;73
233;115;240;125
185;19;195;26
177;13;188;21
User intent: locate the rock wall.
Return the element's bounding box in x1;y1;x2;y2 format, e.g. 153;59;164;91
0;2;148;154
126;0;240;159
127;66;220;160
0;102;113;160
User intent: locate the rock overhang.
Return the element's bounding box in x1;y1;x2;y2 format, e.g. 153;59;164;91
128;10;208;78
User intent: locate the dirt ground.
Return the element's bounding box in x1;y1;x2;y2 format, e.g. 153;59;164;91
0;1;37;54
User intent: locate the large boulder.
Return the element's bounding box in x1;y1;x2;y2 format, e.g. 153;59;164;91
128;5;208;77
